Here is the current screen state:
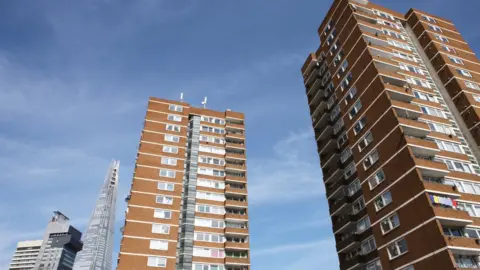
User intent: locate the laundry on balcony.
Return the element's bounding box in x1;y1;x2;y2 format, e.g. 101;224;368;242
429;194;457;208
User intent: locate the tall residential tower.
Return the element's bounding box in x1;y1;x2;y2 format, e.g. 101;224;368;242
117;97;249;270
302;0;480;269
73;160;119;270
9;240;42;270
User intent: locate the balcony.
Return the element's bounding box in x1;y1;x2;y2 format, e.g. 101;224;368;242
414;157;449;178
319;137;337;155
225;257;249;265
399;117;431;137
337;227;373;253
225;185;247;195
225;151;246;160
327;180;348;200
313;112;331;129
226;162;246;171
225;227;249;235
316;125;333;142
434;206;472;227
321;151;340;169
226;213;249;221
225;173;246;183
226;131;244;139
423;180;460;197
406;136;439;157
384;82;415;103
226;142;245;150
445;236;480;252
340;249;379;270
226;122;244;131
225;199;248;208
333;207;367;234
225;242;249;250
392;100;422;119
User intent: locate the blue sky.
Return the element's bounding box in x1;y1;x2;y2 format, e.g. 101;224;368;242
0;0;479;269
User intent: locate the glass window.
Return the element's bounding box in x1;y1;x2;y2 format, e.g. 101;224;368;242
333;118;345;134
147;256;167;267
168;104;183;112
161;157;177;166
422;15;436;23
337;132;348;148
358;131;373;152
387;238;408;259
363;150;379;169
449;56;464;65
357;216;371;233
159;169;176;178
457;69;472;78
348;101;363;119
158;182;175;191
156;195;173;205
441;45;456;54
435;35;449;43
341;148;353;163
154;209;172;219
381;213;400;234
164;134;180;143
150;240;168;250
345;87;357;104
465;81;480;91
353;117;367;135
429;25;442;32
152;224;170;234
375;191;392;211
166;124;181;132
368;170;386;189
361;237;377;255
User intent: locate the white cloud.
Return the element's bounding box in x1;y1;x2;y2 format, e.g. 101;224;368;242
248;129;324;204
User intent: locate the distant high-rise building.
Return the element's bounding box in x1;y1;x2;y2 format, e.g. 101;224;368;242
302;0;480;269
9;240;42;270
73;160;119;270
117;97;250;270
34;211;83;270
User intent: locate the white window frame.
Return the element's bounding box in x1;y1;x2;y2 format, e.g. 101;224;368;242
358;131;373;152
147;256;167;267
164;134;180;143
368;169;386;190
353;117;367;135
152;224;170;234
162;145;179;154
348;100;362;119
429;25;442;32
380;213;400;234
465;81;480;91
149;240;168;250
154;209;172;219
166;124;181;132
363;149;379;170
161;157;177;166
168;104;183;112
435;140;463;154
197;179;225;189
457;69;472;78
156;195;174;205
374;190;392;211
422;15;436;24
387;238;408;260
158;182;175;191
167;114;182;122
159;169;176;178
449;56;464;65
435;34;449;43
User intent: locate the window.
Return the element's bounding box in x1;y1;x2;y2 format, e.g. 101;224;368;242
337;133;348;148
377;19;401;30
199;145;225;155
429;25;442;32
436;140;463;153
201;116;225;125
363;149;379;169
421;106;445;118
338;60;349;77
358;131;373;152
340;73;353;91
150;240;168;250
166;124;181;132
167;114;182;122
385;29;407;40
473;95;480;102
196;205;225;215
197;179;225;189
161;157;177;166
154;209;172;219
159;169;176;178
442;159;472;173
407;77;432;88
348;101;362;119
368;170;386;189
200;135;225;144
152;224;170;234
455;255;479;269
466;81;480;91
193;247;225;258
348;179;361;196
322;71;332;86
414;91;437;103
162;145;179;154
353;117;367;135
333;118;345;135
454;180;480;195
147;256;167;267
457;69;472;78
195;218;225;228
345;87;357;104
399;63;424;75
168;104;183;112
427;122;455;135
323;19;333;36
435;35;449;43
449;56;464;65
196;192;225;202
194;233;225;243
344;162;357;179
441;45;456;54
422;15;436;23
327;93;337;109
158;182;175;191
164;134;180;143
387;238;408;259
361;237;377;255
374;191;392;211
357;216;371;233
198;167;225;177
201;126;225;134
352;197;365;214
381;213;400;234
374;10;395;20
366;259;382;270
393;51;418;63
199;156;225;166
340;148;353;163
388;39;412;51
156;195;173;205
443;227;463;237
194;265;225;270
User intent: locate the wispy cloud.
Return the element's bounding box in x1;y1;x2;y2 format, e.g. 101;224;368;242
248;129;324;204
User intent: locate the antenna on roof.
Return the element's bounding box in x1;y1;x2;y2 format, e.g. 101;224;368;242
180;93;184;102
201;97;208;108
